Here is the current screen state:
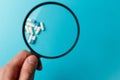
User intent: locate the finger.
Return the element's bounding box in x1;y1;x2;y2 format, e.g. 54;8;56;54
2;50;31;79
19;55;38;80
30;53;42;70
6;50;31;68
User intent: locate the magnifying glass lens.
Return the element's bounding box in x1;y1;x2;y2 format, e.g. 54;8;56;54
23;3;79;58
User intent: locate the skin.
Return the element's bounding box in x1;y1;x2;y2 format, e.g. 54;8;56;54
0;50;42;80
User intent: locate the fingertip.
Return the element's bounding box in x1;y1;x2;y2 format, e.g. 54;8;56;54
27;55;38;66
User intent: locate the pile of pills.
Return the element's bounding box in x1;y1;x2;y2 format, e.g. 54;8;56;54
25;18;45;44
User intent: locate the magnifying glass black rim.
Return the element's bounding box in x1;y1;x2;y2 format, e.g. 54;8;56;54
22;1;80;59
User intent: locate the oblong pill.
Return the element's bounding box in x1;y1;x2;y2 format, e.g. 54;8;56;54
26;22;35;28
40;22;44;31
28;35;33;43
28;27;33;35
25;25;30;34
27;18;32;22
34;25;38;31
35;27;41;35
32;36;36;40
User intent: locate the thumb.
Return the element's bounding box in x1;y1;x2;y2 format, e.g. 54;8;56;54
19;55;38;80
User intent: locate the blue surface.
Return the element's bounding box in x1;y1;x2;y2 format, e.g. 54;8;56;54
0;0;120;80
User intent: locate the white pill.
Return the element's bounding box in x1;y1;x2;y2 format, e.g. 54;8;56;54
26;22;35;28
28;27;33;35
27;18;32;22
35;27;41;35
28;35;33;43
32;36;36;40
34;25;38;30
40;22;44;31
25;25;30;34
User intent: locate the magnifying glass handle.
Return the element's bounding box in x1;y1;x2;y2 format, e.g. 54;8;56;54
30;51;42;70
37;58;42;70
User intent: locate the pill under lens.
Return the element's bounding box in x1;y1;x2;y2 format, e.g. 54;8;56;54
25;18;45;44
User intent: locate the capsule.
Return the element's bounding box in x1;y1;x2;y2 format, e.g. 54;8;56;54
35;27;41;35
40;22;44;31
28;35;36;44
27;18;32;22
32;36;36;40
25;25;30;34
26;22;35;28
28;27;33;35
28;35;33;43
34;25;38;31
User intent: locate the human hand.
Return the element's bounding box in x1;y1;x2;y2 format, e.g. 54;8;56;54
0;50;42;80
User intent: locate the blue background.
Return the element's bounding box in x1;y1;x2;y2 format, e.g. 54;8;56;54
0;0;120;80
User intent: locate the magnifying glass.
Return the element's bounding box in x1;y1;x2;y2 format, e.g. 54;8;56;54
22;2;80;60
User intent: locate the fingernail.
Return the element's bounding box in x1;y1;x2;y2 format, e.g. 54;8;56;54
27;55;38;67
